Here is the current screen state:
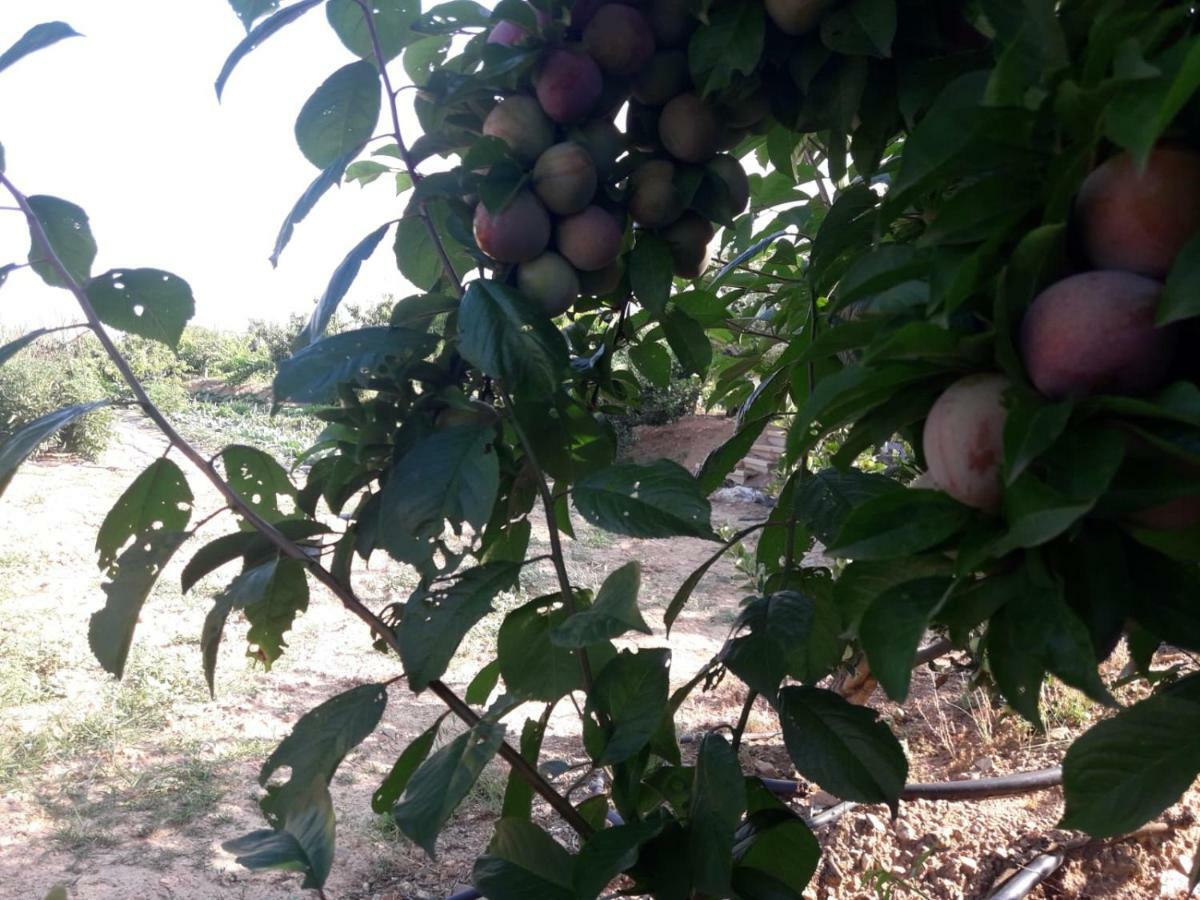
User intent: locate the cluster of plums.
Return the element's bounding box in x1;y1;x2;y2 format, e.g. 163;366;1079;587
471;0;762;316
923;144;1200;527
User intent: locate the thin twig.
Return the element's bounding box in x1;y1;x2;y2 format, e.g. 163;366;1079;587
731;690;758;752
0;171;593;840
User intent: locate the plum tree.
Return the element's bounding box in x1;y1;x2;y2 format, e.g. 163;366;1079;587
764;0;833;35
583;5;656;76
473;191;552;263
628;159;684;228
535;48;604;123
661;211;714;277
556;205;624;271
1020;271;1177;399
1075;144;1200;278
482;95;555;164
567;118;625;179
517;251;581;316
533;142;598;216
631;51;690;106
706;154;750;215
658;92;720;163
922;373;1011;511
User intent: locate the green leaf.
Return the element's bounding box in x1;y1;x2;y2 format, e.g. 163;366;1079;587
216;0;326;99
628;341;672;390
574;817;665;900
229;558;311;668
89;530;190;678
731;807;819;897
1158;233;1200;326
393;719;506;857
696;417;769;495
201;592;237;696
271;151;357;266
664;523;762;634
499;593;614;702
689;733;746;896
465;660;501;705
0;329;53;373
574;460;716;541
399;562;520;691
688;1;765;97
778;685;907;813
473;819;574;900
373;713;447;813
827;489;970;560
26;195;96;288
96;458;193;572
226;0;281;31
295;60;381;169
629;234;673;316
1106;37;1200;166
501;716;545;821
85;268;195;347
585;648;670;765
551;562;650;648
888;72;987;206
722;590;843;696
793;468;900;545
0;401;108;498
274;326;436;404
345;159;390;186
180;520;329;594
220;444;298;525
859;578;951;702
0;22;81;75
834;555;954;637
301;223;392;346
661;308;712;376
457;280;569;399
820;0;897;57
327;0;419;62
1060;689;1200;837
378;425;499;562
1003;393;1074;484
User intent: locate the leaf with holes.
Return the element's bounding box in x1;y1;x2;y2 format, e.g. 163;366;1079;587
86;269;195;347
181;520;328;595
220;445;299;525
399;562;520;691
221;558;311;668
0;402;109;498
551;562;650;648
275;326;436;404
574;460;717;541
295;60;382;169
226;0;281;30
498;593;616;702
26;195;96;288
216;0;326;98
0;21;81;75
96;458;193;572
327;0;420;62
89;530;190;678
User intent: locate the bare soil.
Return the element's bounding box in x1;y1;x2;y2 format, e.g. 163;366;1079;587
1;413;1196;899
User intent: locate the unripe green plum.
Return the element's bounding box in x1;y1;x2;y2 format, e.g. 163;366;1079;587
765;0;833;35
578;258;624;295
629;159;684;228
473;191;552;263
583;5;656;76
568;118;626;179
648;0;696;46
631;51;690;106
482;95;554;164
922;373;1011;512
1075;144;1200;279
535;48;604;123
706;154;750;215
1020;271;1177;399
533;143;599;215
661;212;714;277
658;93;720;163
556;205;624;271
517;251;581;315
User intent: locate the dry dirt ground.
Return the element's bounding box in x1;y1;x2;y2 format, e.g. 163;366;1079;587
0;414;1196;899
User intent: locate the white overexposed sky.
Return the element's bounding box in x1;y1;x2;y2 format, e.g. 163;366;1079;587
0;1;423;329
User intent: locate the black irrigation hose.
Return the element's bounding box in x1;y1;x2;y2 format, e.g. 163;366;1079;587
443;768;1064;899
983;848;1069;900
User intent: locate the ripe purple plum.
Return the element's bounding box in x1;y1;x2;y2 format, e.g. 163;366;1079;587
706;154;750;215
556;205;624;271
658;92;720;163
535;48;604;123
533;142;599;215
482;95;554;164
629;159;684;228
765;0;833;35
923;373;1011;512
661;212;714;278
583;5;656;76
473;191;551;263
1020;271;1177;399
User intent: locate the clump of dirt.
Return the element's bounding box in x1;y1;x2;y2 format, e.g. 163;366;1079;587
624;414;734;473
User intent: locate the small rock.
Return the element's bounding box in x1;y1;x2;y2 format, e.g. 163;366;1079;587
959;856;979;875
894;820;918;843
861;813;886;834
971;756;996;775
809;790;840;808
1173;853;1195;876
1160;870;1190;895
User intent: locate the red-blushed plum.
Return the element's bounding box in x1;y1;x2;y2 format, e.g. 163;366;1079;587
556;205;624;271
765;0;833;35
487;19;530;46
583;5;656;76
1020;271;1177;399
658;93;720;163
648;0;696;46
578;258;624;295
706;154;750;215
482;95;555;164
631;51;690;106
473;191;551;263
1076;144;1200;279
567;118;625;179
533;143;598;215
628;159;684;228
517;252;581;315
661;212;714;277
923;373;1011;512
535;48;604;123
